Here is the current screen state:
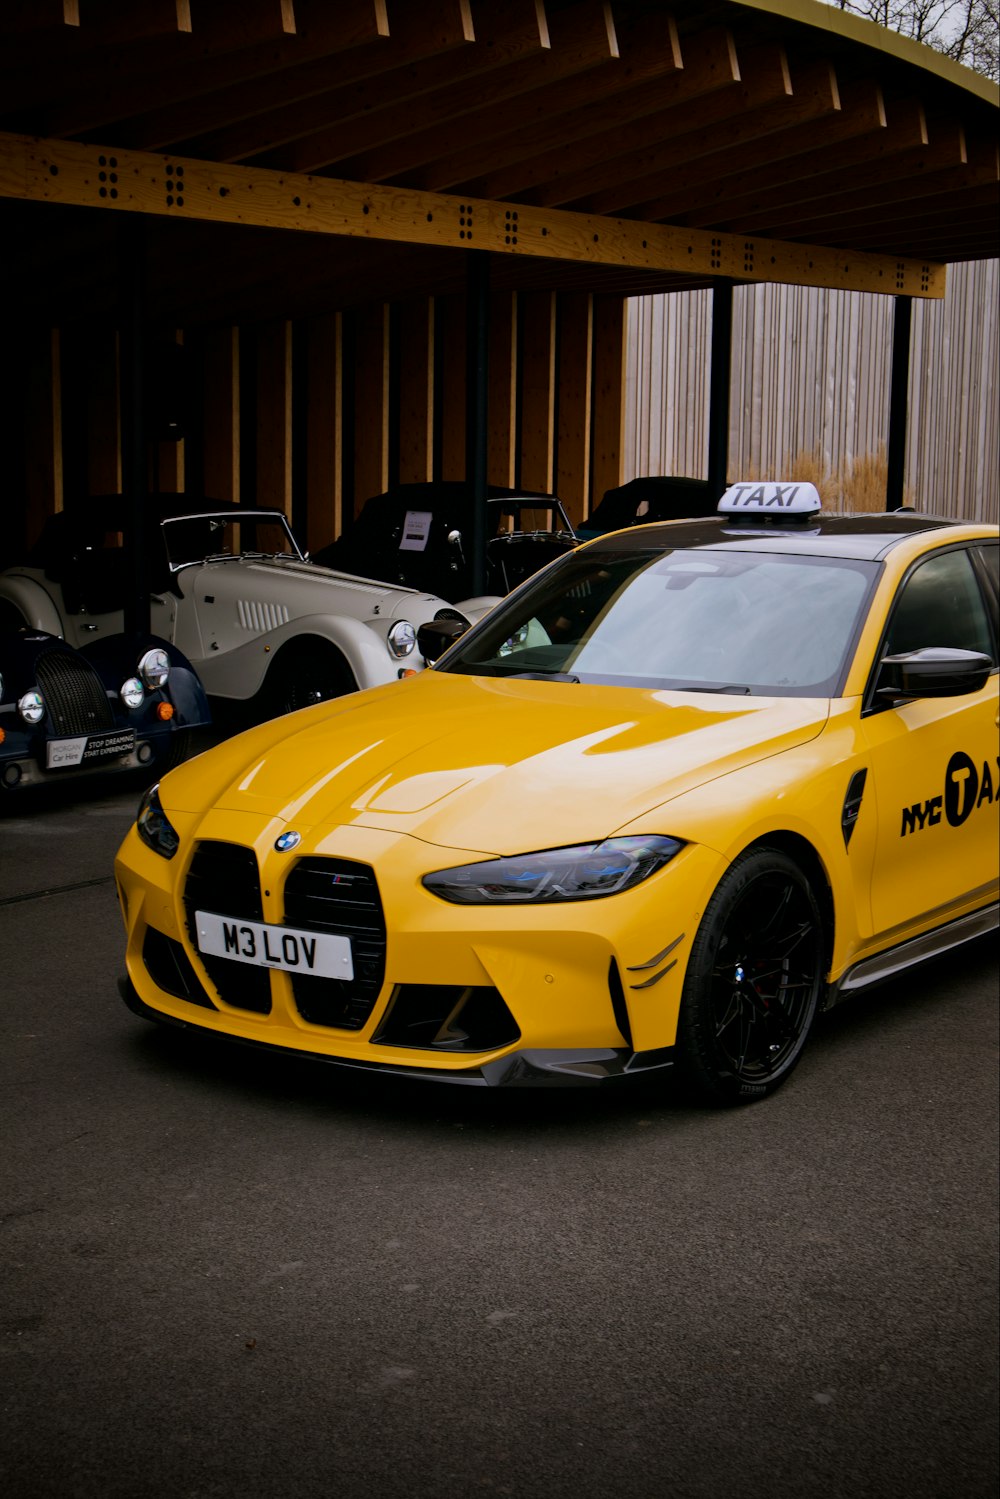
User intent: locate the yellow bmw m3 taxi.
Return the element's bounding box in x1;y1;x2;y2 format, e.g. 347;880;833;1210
115;484;999;1104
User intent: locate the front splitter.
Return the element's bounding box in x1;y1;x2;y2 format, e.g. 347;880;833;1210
119;977;674;1088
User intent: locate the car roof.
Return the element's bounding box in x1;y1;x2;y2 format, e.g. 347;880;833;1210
358;482;562;511
586;511;991;562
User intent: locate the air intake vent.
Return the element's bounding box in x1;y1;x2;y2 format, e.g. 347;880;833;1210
237;599;289;632
35;647;115;736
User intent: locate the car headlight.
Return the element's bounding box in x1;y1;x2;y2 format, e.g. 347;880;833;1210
136;784;180;860
138;647;170;689
422;835;684;904
18;689;45;725
120;676;145;709
387;620;417;659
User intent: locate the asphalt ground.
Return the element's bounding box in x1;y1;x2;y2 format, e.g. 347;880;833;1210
1;739;997;1499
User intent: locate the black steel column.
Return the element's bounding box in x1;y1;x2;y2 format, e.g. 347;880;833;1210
118;216;150;636
466;250;490;596
886;294;912;511
707;281;733;499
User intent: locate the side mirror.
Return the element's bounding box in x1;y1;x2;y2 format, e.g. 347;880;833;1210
417;617;470;665
877;647;993;702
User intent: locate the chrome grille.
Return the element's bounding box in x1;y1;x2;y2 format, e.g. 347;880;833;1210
35;647;114;735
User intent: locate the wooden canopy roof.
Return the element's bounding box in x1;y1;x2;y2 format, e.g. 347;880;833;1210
1;0;997;328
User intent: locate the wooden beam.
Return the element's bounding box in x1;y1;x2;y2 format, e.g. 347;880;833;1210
0;131;947;297
682;115;960;229
444;26;736;202
324;0;639;185
581;59;862;218
488;292;518;487
627;84;903;223
590;295;625;509
11;0;390;136
256;319;293;512
555;292;593;524
202;326;240;502
524;38;797;209
262;0;565;175
352;303;389;507
519;290;556;492
305;312;342;551
396;299;434;484
728;149;1000;239
138;0;472;158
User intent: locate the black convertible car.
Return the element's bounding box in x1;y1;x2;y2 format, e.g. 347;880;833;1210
315;482;578;600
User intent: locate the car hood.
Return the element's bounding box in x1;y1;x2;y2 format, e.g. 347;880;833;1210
165;673;830;856
240;556;453;620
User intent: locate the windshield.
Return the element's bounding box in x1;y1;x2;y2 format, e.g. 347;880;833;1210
439;545;879;696
162;512;304;569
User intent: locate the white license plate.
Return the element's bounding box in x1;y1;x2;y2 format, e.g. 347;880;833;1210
47;730;136;768
195;911;354;980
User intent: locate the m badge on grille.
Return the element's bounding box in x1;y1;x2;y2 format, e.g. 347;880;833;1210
275;830;301;852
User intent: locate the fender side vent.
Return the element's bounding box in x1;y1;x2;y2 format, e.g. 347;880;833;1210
842;768;868;848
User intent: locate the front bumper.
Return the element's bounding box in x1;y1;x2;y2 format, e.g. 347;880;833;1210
119;976;674;1087
115;814;723;1083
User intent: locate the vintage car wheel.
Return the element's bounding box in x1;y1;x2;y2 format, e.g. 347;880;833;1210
263;643;357;719
676;847;825;1106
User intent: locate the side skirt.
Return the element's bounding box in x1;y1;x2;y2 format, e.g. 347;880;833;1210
825;902;998;1008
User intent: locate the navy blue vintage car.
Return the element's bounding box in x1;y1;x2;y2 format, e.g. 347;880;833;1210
0;629;209;793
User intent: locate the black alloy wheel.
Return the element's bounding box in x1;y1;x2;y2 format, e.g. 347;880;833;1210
677;847;825;1105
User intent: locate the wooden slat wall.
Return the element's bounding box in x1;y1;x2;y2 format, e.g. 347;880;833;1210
624;260;999;524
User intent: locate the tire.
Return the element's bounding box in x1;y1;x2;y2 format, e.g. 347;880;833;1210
676;847;825;1106
263;643;356;721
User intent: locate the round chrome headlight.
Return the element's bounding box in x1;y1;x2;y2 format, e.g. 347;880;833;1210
138;646;170;689
120;677;145;709
18;689;45;725
387;620;417;659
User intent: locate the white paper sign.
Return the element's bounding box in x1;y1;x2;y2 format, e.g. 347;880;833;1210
399;510;432;552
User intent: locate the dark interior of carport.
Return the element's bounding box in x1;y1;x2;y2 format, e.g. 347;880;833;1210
0;0;996;593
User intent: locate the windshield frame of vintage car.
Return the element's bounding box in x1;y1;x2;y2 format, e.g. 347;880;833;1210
437;543;883;697
160;510;307;573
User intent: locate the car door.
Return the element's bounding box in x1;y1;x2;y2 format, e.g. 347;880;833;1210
862;542;999;937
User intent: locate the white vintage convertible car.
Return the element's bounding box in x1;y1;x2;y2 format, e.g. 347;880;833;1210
0;496;495;720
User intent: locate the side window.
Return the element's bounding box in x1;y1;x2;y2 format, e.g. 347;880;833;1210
974;543;999;614
884;548;996;664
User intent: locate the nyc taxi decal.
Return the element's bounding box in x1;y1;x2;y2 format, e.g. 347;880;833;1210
900;751;1000;837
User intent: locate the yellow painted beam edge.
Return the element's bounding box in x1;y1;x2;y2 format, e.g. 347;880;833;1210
729;0;1000;107
0;132;947;298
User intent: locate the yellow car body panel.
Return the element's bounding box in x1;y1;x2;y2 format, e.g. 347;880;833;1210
114;504;999;1095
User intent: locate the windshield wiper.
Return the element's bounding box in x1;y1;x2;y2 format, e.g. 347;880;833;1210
509;670;580;682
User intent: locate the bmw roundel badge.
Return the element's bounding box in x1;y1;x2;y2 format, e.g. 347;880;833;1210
275;830;302;852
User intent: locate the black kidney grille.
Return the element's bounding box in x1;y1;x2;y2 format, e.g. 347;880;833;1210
36;647;115;735
183;840;271;1014
283;858;386;1030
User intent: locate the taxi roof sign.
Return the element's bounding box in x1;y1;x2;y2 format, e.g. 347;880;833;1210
718;482;823;517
